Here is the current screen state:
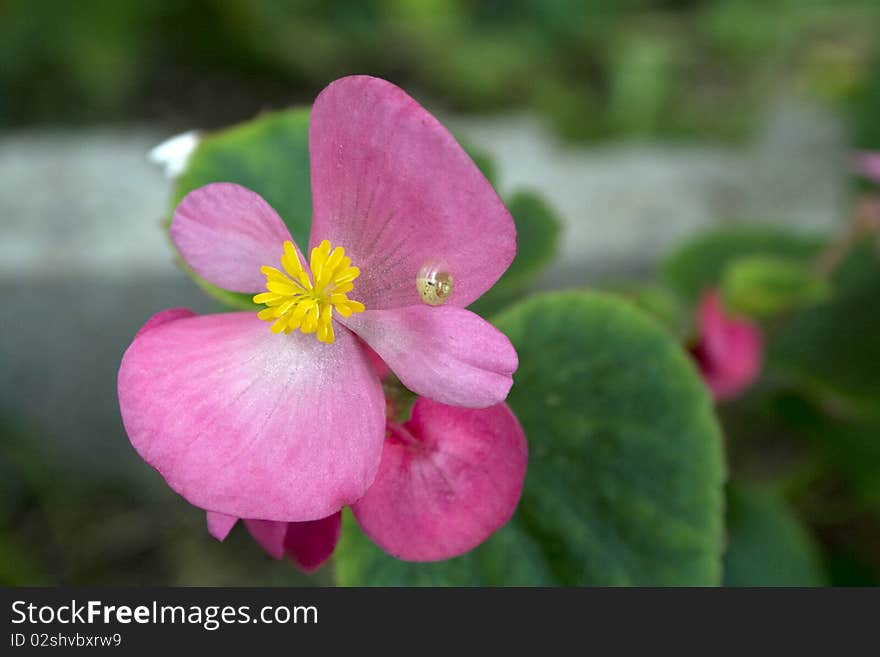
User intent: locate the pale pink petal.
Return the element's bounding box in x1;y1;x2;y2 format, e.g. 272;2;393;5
353;399;527;561
308;75;515;309
341;306;517;408
692;290;763;401
244;519;288;559
171;183;301;293
206;511;238;541
283;512;341;573
118;311;386;521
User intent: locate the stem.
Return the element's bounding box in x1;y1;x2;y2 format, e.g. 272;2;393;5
813;195;880;277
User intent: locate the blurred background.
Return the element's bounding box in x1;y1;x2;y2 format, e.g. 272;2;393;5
2;0;880;585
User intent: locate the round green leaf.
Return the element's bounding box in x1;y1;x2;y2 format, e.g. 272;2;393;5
723;484;827;587
335;291;726;585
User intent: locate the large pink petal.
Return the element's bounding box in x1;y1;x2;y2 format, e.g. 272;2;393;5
118;311;386;521
282;512;342;573
692;290;763;401
308;75;515;309
353;399;527;561
171;183;300;293
341;306;517;408
206;511;238;541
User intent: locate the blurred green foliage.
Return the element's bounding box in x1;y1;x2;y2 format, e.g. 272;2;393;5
661;225;880;586
771;242;880;410
5;1;880;586
0;417;330;586
723;484;827;586
663;228;824;305
721;254;830;318
2;0;879;140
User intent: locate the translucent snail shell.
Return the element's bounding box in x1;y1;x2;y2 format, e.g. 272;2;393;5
416;260;454;306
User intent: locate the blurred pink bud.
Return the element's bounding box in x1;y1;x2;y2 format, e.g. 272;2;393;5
852;152;880;183
690;290;763;402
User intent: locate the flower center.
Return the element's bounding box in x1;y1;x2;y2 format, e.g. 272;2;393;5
253;239;365;344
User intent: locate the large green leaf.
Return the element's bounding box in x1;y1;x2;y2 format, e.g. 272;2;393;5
335;291;726;585
663;228;824;305
469;191;562;316
723;484;827;587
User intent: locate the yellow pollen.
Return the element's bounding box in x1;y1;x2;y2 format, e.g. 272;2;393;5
253;240;365;344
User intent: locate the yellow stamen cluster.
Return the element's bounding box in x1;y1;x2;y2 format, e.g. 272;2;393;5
254;240;365;344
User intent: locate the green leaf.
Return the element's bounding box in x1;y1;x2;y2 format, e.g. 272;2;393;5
469;191;561;316
335;291;726;585
609;283;689;338
169;108;313;309
772;393;880;512
723;484;827;587
721;254;830;317
825;549;880;586
664;228;823;305
770;242;880;407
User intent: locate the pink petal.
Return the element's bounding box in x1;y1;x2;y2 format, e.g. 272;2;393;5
352;399;527;561
206;511;238;541
244;514;341;573
308;75;515;310
244;519;288;559
134;307;196;339
360;342;391;380
282;512;342;573
171;183;301;293
118;311;386;521
341;306;517;408
692;290;763;401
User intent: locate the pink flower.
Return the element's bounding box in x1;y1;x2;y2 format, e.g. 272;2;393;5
117;76;518;526
690;290;763;402
205;395;527;570
853;152;880;183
